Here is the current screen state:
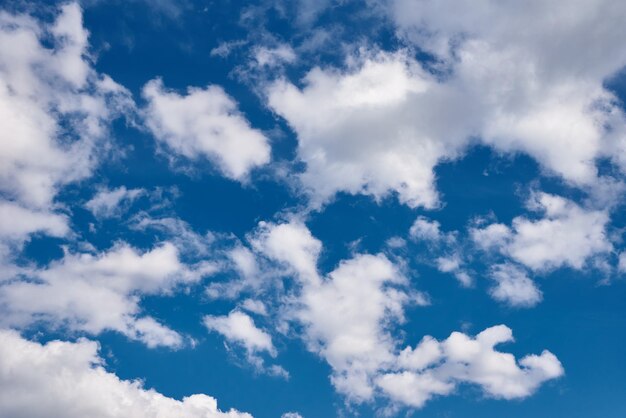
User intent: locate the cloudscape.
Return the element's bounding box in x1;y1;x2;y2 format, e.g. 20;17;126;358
0;1;625;417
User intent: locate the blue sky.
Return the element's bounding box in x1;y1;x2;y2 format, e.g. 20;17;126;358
1;1;625;417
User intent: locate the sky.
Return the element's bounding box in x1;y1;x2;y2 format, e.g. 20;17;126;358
0;0;625;417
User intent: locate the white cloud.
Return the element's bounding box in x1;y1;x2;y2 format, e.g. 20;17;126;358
0;201;69;241
85;186;144;219
472;193;612;272
267;51;455;209
377;325;563;409
281;413;303;418
204;310;276;356
250;221;322;284
408;216;471;286
0;3;131;210
0;329;252;418
203;310;287;378
388;0;626;186
470;222;511;252
435;255;473;287
130;215;216;258
250;221;411;400
267;0;626;208
240;299;268;316
619;252;626;273
0;242;215;347
248;221;561;408
0;1;131;278
409;216;445;242
300;253;413;401
489;263;542;308
142;78;271;180
253;44;297;68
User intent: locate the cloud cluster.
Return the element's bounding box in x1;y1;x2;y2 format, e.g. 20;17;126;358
266;0;626;209
245;221;562;408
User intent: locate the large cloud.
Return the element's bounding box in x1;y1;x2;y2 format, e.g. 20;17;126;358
267;0;626;208
0;329;252;418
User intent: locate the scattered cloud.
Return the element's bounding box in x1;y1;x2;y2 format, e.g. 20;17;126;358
489;263;543;308
142;78;271;180
472;193;612;272
85;186;145;219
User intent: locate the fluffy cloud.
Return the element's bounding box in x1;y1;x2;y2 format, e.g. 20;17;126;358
267;0;626;208
0;1;131;275
0;329;252;418
204;310;286;377
489;263;542;308
299;253;414;400
85;186;145;219
389;0;626;182
471;193;612;272
267;51;459;208
377;325;563;409
409;216;449;243
142;78;271;180
0;242;216;347
0;3;130;210
408;216;471;286
250;221;412;399
250;220;322;284
0;201;69;241
204;310;276;356
248;221;560;408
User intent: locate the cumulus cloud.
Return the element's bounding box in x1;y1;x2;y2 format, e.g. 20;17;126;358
0;2;131;274
489;263;542;308
408;216;472;286
204;310;276;356
377;325;563;409
0;201;69;242
250;221;414;399
85;186;145;219
142;78;271;180
203;310;287;377
471;193;612;272
248;221;560;408
266;0;626;208
389;0;626;182
0;329;252;418
0;3;131;210
0;242;216;347
409;216;449;243
267;51;458;208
